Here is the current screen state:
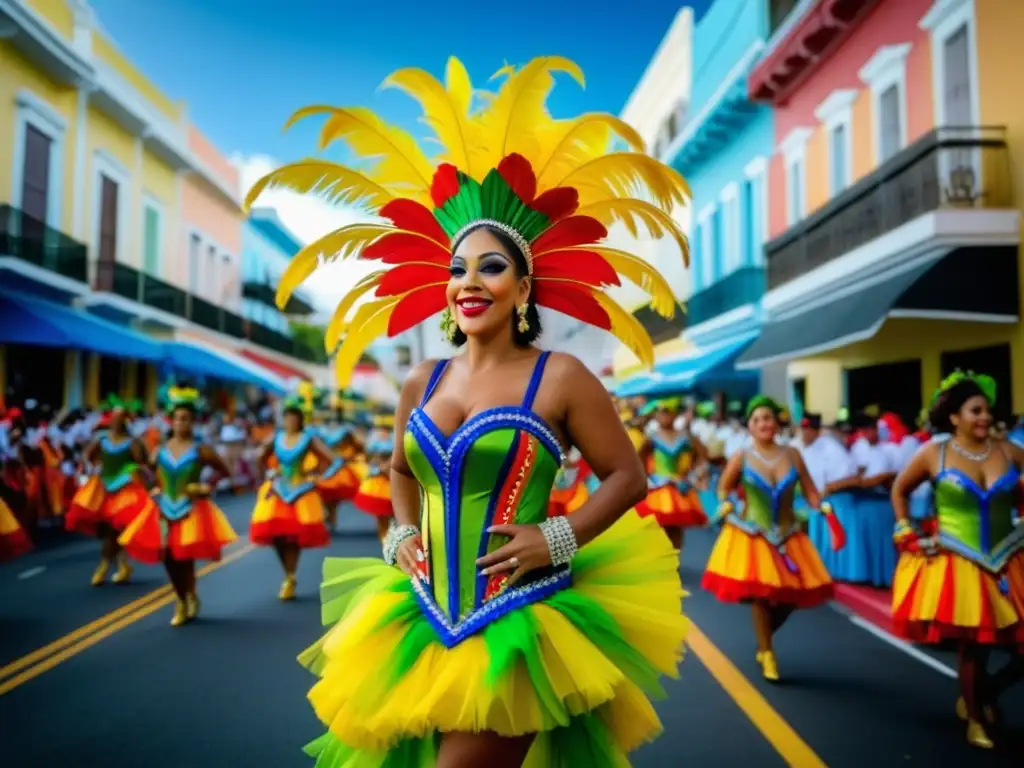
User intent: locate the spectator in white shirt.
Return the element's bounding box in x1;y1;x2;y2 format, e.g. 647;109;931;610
797;413;860;497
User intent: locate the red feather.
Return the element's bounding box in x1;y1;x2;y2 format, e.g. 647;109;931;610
531;216;607;255
496;154;537;204
530;187;578;222
533;249;620;287
430;164;461;208
380;199;449;244
376;264;450;297
387;285;449;336
532;282;611;330
363;233;449;265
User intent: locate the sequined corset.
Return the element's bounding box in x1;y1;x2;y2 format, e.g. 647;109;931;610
98;435;138;493
404;353;567;648
649;433;693;491
933;443;1023;573
156;444;203;521
271;431;316;504
725;459;799;547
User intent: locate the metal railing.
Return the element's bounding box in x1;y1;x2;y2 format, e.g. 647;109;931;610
765;126;1012;291
0;204;88;283
686;266;765;326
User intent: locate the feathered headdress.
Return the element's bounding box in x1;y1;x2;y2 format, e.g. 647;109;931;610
929;369;996;407
283;381;320;415
745;395;782;420
104;394;142;415
165;386;203;412
247;56;689;385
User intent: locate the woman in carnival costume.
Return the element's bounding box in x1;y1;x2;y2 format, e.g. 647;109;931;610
548;447;593;517
353;411;396;541
635;397;709;556
890;372;1024;750
251;390;342;600
0;493;32;561
117;386;238;626
702;396;846;682
65;396;152;586
312;388;364;529
252;54;689;766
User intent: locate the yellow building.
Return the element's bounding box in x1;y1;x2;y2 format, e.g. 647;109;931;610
737;0;1022;423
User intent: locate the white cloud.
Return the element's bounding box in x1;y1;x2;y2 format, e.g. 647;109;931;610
232;153;381;314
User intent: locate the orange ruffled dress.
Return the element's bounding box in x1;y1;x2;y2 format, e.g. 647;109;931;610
314;426;361;505
65;435;151;535
702;459;833;607
118;444;237;564
548;459;591;517
353;434;393;518
0;496;32;561
892;445;1024;647
636;433;707;528
250;431;332;548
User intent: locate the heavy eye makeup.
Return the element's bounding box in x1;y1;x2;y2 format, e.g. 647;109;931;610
449;252;511;278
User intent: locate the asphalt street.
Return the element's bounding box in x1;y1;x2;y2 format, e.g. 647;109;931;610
1;493;1020;767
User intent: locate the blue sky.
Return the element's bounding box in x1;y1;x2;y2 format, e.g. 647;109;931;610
89;0;712;162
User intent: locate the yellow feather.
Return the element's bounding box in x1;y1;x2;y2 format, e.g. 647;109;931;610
381;62;472;173
534;114;645;190
324;272;385;352
333;297;401;387
471;56;585;177
243;159;393;214
593;292;656;369
557;153;691;210
570;245;680;318
576;199;690;266
283;105;435;203
275;224;393;309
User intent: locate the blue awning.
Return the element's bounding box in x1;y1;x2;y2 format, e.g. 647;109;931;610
162;341;286;394
0;292;163;361
615;334;758;398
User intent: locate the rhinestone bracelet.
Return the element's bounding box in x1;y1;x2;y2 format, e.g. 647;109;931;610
383;523;420;566
539;516;578;567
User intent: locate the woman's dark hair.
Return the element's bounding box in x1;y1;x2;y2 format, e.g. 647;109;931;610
449;223;542;347
283;406;306;426
170;403;197;419
928;378;988;434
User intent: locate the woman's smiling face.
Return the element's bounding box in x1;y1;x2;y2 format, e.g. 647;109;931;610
447;227;530;340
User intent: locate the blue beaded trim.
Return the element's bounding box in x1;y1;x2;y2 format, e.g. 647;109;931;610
101;435;134;455
270;477;316;505
937;526;1024;574
274;431;313;471
652;434;691;457
724;514;800;548
320;458;344;481
158;495;193;522
647;474;692;494
157;445;199;471
411;567;572;648
102;474;134;493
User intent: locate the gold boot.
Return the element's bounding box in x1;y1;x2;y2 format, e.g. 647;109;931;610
186;592;201;620
91;558;111;587
756;651;764;664
966;719;995;749
956;697;997;725
170;599;189;627
111;557;133;584
279;574;297;601
760;651;780;682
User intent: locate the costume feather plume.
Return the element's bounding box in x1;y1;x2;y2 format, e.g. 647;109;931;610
333;297;401;386
243;159;393;214
324;271;385;352
557;153;690;209
593;292;656;367
575;245;680;318
576;199;690;266
534;114;645;190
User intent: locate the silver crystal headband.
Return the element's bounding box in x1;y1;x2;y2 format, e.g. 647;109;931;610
452;219;534;275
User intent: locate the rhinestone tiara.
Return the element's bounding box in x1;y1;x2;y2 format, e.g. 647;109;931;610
452;219;534;275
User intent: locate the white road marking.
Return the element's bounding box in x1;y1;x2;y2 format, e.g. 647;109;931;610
17;566;46;581
848;614;957;679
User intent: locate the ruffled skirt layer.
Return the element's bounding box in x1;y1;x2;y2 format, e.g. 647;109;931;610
298;511;687;767
0;497;32;561
892;550;1024;648
548;481;588;517
318;465;362;505
64;476;152;535
636;484;707;528
702;521;834;608
118;498;238;564
354;476;393;518
251;481;330;549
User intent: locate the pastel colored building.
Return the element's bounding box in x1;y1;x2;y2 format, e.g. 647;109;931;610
737;0;1022;420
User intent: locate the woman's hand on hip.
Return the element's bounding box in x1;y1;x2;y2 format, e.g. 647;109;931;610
476;524;551;587
396;534;426;579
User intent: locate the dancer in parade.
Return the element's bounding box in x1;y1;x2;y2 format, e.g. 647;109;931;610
890;371;1024;749
548;447;593;517
255;53;689;765
636;397;709;556
352;411;395;541
118;386;238;626
703;396;846;682
65;397;152;586
313;391;364;530
0;493;32;561
251;390;341;600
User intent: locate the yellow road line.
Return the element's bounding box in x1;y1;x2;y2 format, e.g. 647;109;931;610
0;544;255;696
687;622;829;768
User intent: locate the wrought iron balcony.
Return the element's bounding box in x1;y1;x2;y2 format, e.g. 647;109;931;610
686;266;765;327
632;303;686;345
242;279;314;316
765;126;1012;291
0;204;88;284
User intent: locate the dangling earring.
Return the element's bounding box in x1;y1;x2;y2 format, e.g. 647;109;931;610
516;304;530;334
440;307;456;342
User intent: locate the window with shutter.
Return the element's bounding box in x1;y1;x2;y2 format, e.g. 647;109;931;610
943;25;971;125
207;245;218;300
189;234;202;293
143;205;161;276
787;159;805;224
21;125;52;226
878;84;902;162
829;123;848;193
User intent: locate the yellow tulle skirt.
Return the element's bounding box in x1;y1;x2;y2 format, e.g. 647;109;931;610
299;511;687;766
702;521;834;608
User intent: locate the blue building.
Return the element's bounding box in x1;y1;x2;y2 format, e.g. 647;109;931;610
661;0;774;401
242;208;315;337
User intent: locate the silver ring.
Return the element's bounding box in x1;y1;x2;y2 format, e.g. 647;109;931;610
508;556;520;569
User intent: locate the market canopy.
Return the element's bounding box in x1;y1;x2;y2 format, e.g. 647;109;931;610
616;333;758;398
163;340;287;394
